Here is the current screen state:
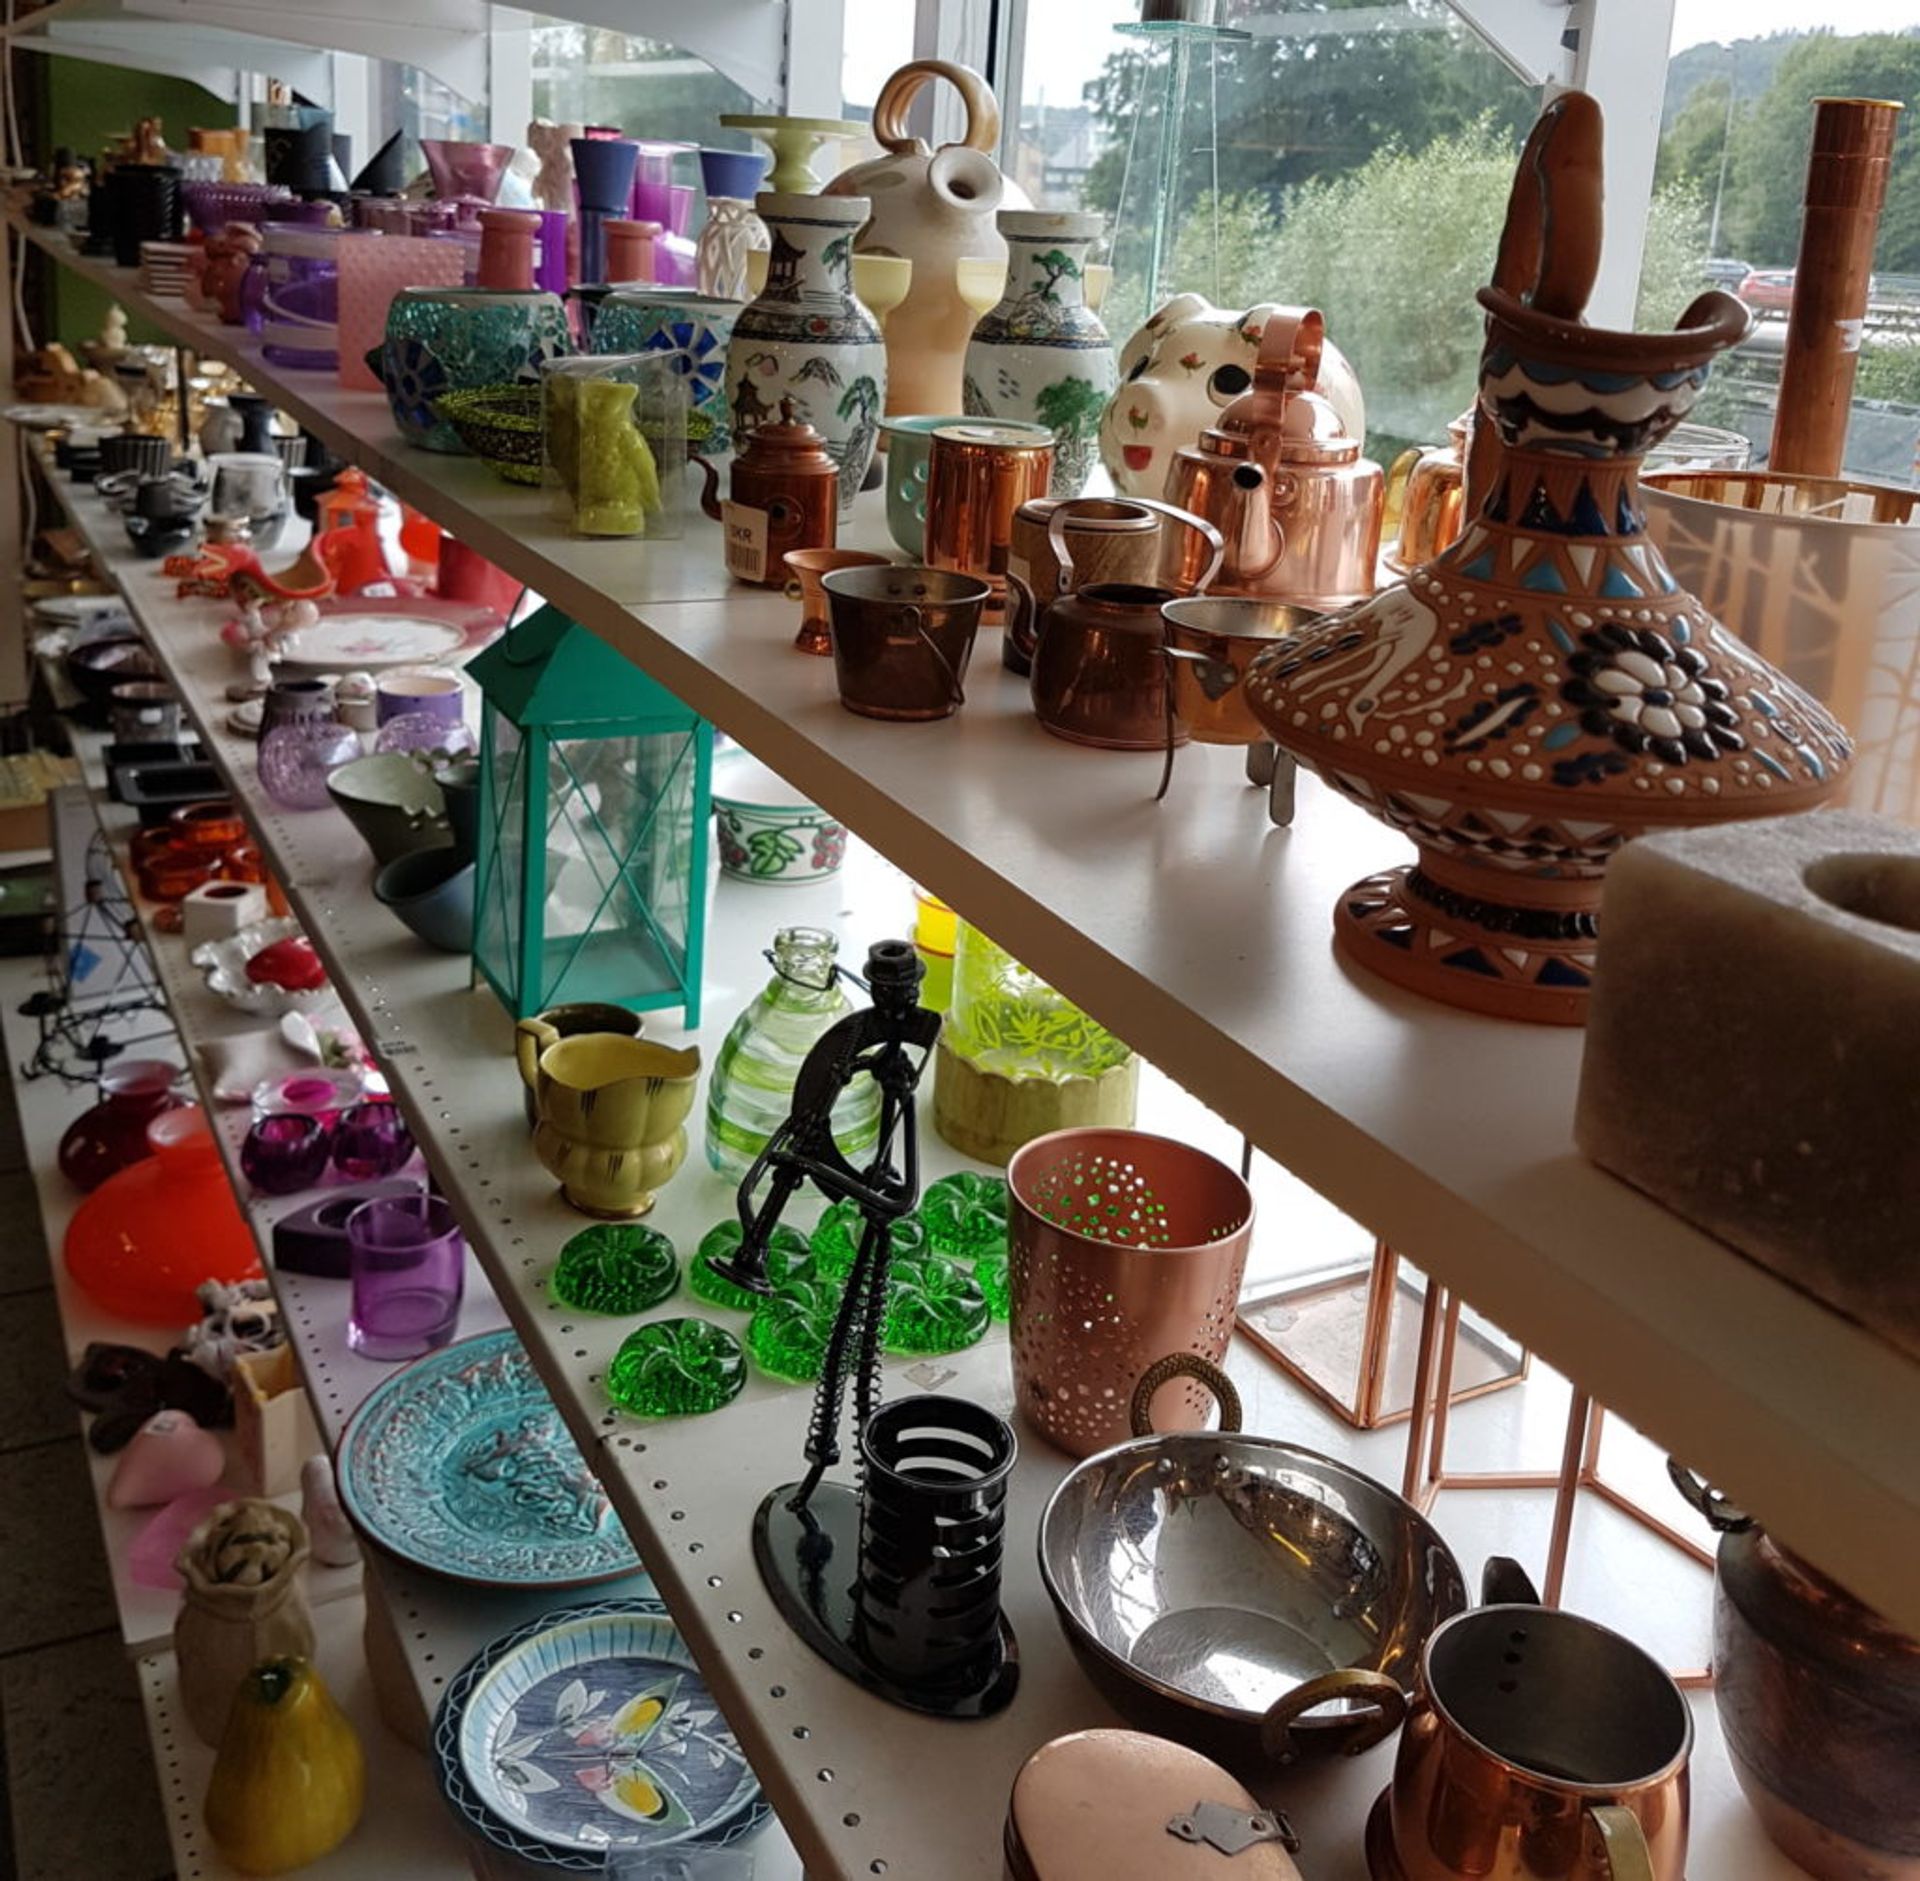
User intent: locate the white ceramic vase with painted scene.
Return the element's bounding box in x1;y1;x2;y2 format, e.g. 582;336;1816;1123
724;192;886;516
963;210;1115;499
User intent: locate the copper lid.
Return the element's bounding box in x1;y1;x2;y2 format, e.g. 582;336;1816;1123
1006;1729;1302;1880
736;397;837;477
1193;307;1359;469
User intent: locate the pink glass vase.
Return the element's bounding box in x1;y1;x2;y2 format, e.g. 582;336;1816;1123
419;139;513;206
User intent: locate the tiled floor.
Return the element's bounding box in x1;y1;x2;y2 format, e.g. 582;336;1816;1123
0;1078;173;1881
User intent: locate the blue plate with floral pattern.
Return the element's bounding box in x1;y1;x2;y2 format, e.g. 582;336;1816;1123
337;1330;642;1589
433;1599;769;1869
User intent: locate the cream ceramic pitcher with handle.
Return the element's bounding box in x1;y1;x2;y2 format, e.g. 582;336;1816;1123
516;1018;701;1219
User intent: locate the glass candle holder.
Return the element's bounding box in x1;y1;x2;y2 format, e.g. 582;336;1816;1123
811;1201;925;1282
331;1100;414;1180
541;353;688;539
688;1220;812;1311
551;1222;679;1314
251;1067;364;1122
258;717;361;810
605;1317;745;1416
240;1111;333;1195
347;1192;466;1361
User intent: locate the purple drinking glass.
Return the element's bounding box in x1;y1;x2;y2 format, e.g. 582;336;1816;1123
241;1111;333;1195
331;1100;414;1181
258;717;361;810
347;1192;465;1360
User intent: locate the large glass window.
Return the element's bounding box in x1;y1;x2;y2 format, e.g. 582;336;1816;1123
529;22;757;141
1002;2;1537;462
1659;0;1920;484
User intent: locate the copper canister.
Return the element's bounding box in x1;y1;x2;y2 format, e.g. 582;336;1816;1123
1005;497;1162;675
1008;1127;1254;1458
923;421;1054;626
709;396;838;584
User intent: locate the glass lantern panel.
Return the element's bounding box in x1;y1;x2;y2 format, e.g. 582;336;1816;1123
534;729;698;1010
475;711;531;1001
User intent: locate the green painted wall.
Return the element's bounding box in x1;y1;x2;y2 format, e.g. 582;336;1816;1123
35;61;237;346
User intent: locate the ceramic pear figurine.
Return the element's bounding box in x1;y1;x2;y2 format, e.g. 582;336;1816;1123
516;1019;702;1218
822;60;1030;418
1242;90;1853;1026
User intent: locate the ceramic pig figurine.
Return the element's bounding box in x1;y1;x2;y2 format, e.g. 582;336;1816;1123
1099;294;1367;499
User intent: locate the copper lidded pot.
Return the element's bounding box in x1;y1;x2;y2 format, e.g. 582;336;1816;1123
702;395;838;584
1163;307;1383;608
1670;1463;1920;1880
1030;497;1223;750
1005;496;1163;676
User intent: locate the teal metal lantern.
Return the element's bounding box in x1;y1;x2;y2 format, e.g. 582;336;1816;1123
470;605;712;1025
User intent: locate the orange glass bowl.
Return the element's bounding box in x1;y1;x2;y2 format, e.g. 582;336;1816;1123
65;1106;262;1324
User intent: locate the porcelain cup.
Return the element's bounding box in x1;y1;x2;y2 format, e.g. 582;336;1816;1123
515;1024;700;1218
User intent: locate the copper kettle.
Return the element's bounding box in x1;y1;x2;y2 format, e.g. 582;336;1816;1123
1162;308;1383;608
1030;497;1223;750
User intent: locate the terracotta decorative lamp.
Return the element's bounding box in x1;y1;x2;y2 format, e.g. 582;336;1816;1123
1243;91;1854;1025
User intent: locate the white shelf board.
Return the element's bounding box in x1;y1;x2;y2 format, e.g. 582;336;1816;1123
20;454;1820;1881
10;211;1915;1644
38;651;804;1876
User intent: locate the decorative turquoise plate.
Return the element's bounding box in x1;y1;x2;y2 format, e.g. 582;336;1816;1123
433;1599;769;1870
337;1329;641;1589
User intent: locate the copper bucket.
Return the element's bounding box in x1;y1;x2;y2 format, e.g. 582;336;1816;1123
1008;1127;1255;1457
821;563;990;721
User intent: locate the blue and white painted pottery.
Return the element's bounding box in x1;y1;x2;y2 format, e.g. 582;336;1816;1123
434;1599;769;1870
336;1328;640;1588
590;289;741;456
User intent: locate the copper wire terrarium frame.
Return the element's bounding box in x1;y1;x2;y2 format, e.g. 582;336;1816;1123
1401;1285;1714;1688
1235;1235;1529;1431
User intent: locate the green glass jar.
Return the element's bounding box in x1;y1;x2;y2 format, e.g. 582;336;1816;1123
944;920;1132;1082
704;928;880;1180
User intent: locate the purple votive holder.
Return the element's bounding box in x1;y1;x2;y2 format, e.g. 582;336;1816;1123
241;1111;333;1195
332;1100;415;1181
347;1192;465;1361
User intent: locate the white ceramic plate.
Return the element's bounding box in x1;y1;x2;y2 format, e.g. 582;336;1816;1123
1;403;113;431
272;612;470;674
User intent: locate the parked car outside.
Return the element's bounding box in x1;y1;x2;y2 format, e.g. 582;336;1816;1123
1737;268;1795;312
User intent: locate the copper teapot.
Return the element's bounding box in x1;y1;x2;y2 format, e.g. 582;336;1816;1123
1162;308;1383;608
698;397;838;584
1030;497;1223;750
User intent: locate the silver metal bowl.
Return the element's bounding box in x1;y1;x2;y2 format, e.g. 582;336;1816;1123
1039;1429;1468;1771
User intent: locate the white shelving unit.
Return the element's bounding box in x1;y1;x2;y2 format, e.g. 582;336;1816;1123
11;364;1823;1881
9;210;1915;1651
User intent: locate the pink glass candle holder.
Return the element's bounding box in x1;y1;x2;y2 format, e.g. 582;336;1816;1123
241;1111;333;1195
332;1100;414;1180
347;1191;465;1361
337;233;469;393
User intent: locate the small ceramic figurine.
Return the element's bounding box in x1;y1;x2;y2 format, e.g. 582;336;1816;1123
105;1409;227;1509
526;118;583;215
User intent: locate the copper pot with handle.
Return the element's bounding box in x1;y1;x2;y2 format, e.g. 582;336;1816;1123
1669;1462;1920;1880
1029;497;1223;749
1004;496;1164;676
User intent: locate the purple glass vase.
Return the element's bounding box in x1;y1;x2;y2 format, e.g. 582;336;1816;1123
58;1060;185;1193
347;1192;465;1360
241;1111;333;1195
258;717;360;809
332;1101;414;1180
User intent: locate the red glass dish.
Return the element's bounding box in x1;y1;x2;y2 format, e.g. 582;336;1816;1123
246;936;326;991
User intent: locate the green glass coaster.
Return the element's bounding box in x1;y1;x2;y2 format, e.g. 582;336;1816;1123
747;1276;845;1384
884;1252;991;1356
974;1250;1011;1322
688;1220;814;1311
811;1200;926;1281
918;1171;1010;1263
605;1317;747;1416
550;1223;679;1315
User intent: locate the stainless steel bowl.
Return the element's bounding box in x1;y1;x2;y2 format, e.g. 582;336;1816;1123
1039;1416;1468;1772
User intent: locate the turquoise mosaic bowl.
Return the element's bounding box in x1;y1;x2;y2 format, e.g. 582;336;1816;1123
382;287;574;453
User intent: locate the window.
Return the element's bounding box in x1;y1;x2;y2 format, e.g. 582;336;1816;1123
528;22;757;144
1659;0;1920;485
1001;1;1537;462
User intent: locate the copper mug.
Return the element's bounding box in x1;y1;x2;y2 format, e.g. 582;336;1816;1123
1368;1603;1692;1881
1005;497;1163;676
923;421;1054;627
1029;498;1224;750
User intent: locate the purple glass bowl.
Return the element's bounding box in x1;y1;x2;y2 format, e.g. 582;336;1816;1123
241;1111;333;1195
332;1100;415;1181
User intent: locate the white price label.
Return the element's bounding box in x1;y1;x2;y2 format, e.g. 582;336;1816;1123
722;500;771;585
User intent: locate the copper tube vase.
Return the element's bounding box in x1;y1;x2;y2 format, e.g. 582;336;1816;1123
1007;1127;1254;1458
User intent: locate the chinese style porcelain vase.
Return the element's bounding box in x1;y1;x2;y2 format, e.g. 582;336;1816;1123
724;193;885;516
1243;92;1853;1025
964;211;1116;499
